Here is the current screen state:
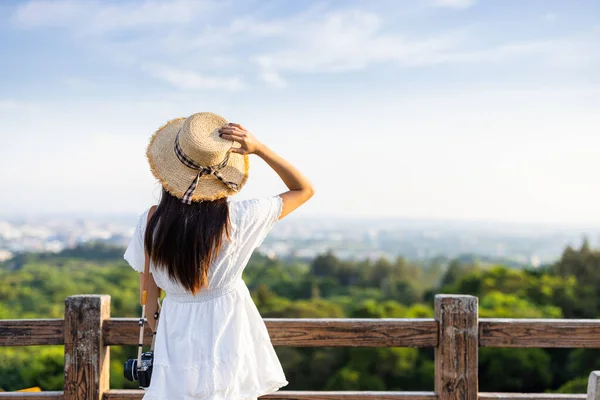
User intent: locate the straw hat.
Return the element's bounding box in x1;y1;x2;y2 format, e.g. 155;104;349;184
147;112;249;203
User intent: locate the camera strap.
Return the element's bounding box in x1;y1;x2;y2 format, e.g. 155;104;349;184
137;206;161;366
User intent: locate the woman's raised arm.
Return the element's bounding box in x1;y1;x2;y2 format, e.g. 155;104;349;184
220;123;315;219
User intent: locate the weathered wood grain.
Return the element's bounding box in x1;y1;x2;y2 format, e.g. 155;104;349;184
103;318;438;347
480;319;600;348
434;295;478;400
480;394;586;399
265;319;438;347
0;393;63;399
6;316;600;349
0;319;64;346
588;371;600;400
102;391;587;400
103;390;437;399
0;391;586;400
261;392;437;399
103;318;154;346
63;295;110;400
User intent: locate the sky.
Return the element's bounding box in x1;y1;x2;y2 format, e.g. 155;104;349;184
0;0;599;225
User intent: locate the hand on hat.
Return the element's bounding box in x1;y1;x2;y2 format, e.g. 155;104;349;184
219;123;263;155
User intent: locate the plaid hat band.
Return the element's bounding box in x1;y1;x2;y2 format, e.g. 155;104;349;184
174;132;239;204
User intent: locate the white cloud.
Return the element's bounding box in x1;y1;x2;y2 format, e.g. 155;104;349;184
250;9;464;86
259;70;287;88
9;0;600;90
249;9;588;86
144;64;245;91
12;0;82;27
431;0;477;9
12;0;217;33
0;100;24;111
246;8;600;86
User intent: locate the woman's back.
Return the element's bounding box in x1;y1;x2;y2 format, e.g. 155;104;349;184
125;196;282;294
124;196;287;399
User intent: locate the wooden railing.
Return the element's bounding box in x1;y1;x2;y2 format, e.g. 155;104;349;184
2;294;600;400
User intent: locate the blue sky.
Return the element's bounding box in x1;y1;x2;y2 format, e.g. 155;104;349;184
0;0;599;224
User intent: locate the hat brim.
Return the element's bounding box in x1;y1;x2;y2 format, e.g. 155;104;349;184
146;118;249;202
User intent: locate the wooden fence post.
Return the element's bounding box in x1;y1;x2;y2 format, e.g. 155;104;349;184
64;295;111;400
588;371;600;400
434;294;478;400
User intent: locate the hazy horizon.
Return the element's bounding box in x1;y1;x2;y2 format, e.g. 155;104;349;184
1;0;599;225
2;209;600;234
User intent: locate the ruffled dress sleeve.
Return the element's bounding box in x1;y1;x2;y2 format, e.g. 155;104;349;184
234;195;283;250
123;208;150;273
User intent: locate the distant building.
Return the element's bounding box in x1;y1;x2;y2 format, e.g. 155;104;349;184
0;250;13;262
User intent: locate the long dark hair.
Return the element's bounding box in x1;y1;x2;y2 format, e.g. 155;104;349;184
144;188;231;294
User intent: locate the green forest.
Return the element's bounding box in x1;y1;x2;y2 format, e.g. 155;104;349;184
1;241;600;393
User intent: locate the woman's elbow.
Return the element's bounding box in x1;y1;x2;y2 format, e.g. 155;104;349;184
305;185;316;199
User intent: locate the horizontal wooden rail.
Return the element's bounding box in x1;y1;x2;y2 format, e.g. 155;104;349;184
0;392;64;399
0;392;587;400
479;395;586;400
267;318;438;347
0;319;64;346
103;390;438;399
480;319;600;348
6;317;600;349
262;392;436;400
100;391;589;400
0;391;585;400
103;318;438;347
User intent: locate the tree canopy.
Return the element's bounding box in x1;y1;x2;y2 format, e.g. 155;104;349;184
1;241;599;393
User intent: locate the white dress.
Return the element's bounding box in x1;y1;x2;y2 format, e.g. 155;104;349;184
124;195;288;400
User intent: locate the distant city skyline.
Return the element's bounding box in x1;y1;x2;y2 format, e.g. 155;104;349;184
1;0;599;225
2;210;600;232
1;211;598;266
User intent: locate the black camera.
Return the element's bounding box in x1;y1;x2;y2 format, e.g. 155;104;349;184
124;351;154;388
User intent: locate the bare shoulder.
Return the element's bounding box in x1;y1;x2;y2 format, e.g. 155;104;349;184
147;205;157;221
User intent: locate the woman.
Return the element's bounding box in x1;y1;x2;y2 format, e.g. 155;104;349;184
124;112;314;399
